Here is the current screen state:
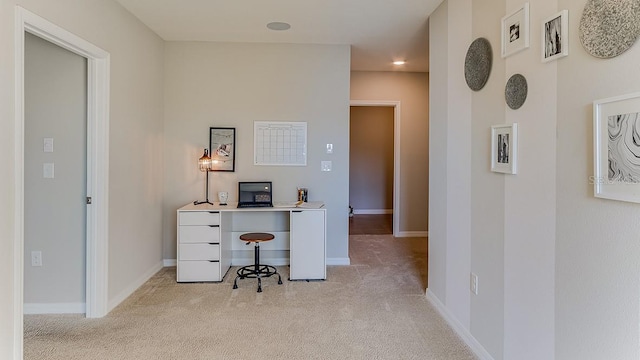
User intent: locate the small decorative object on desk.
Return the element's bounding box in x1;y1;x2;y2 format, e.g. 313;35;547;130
218;191;228;205
297;187;308;202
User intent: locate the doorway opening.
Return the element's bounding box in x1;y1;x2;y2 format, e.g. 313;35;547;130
14;6;110;356
349;100;400;237
23;31;87;315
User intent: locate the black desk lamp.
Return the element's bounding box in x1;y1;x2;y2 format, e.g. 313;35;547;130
194;148;213;205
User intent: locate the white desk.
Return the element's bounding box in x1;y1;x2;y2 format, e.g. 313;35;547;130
176;202;326;282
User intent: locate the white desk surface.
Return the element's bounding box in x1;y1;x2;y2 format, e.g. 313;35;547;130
179;201;325;212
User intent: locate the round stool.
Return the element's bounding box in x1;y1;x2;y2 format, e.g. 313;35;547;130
232;232;283;292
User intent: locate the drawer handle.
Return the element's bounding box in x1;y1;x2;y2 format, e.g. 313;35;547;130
208;211;219;214
292;210;303;213
208;225;220;228
208;260;219;263
208;242;219;245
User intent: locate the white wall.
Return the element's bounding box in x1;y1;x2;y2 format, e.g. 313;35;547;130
431;0;640;359
0;0;164;357
162;41;351;264
469;0;506;357
350;71;429;233
555;0;640;359
427;0;449;317
502;1;556;358
427;0;474;341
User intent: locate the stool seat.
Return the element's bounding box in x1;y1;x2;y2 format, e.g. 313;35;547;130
233;232;282;292
240;232;275;242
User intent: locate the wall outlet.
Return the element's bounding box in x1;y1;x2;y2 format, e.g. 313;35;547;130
470;273;478;295
31;251;42;267
326;143;333;154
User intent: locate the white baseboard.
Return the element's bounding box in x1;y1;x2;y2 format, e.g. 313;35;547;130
395;231;428;238
163;259;176;267
426;289;495;360
327;257;351;265
108;261;163;313
353;209;393;215
23;302;85;315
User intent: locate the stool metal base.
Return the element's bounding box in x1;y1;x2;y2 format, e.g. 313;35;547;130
232;241;283;292
233;264;283;292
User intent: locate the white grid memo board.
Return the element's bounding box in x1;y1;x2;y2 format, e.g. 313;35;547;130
254;121;307;166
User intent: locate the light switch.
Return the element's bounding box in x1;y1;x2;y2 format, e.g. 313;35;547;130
43;163;54;178
326;144;333;154
43;138;54;153
321;161;332;172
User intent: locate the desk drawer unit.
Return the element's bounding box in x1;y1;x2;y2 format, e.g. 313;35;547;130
179;243;220;261
178;261;222;283
179;211;220;226
179;226;220;243
177;210;223;282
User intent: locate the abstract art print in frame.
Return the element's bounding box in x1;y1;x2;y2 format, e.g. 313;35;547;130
501;3;530;58
593;93;640;203
491;124;518;174
209;127;236;172
542;10;569;62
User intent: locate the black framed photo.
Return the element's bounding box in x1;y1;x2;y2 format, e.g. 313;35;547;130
209;127;235;172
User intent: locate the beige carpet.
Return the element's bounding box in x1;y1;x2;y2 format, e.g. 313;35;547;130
24;235;477;359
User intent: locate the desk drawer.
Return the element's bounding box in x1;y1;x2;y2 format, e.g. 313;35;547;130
179;225;220;243
177;260;221;282
179;243;220;261
179;211;220;226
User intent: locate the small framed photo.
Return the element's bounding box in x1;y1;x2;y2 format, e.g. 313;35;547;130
593;92;640;203
501;3;530;58
542;10;569;62
491;124;518;174
209;127;235;172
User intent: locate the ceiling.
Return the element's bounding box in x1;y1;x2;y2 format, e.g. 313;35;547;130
114;0;443;72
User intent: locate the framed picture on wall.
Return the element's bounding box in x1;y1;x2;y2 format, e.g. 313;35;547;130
593;92;640;203
501;3;530;58
491;123;518;174
542;10;569;62
209;127;236;172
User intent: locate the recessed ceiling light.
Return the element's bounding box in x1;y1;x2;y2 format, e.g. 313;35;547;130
393;60;406;65
267;22;291;31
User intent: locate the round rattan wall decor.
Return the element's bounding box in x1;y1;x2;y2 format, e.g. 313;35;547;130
464;37;493;91
505;74;528;110
579;0;640;58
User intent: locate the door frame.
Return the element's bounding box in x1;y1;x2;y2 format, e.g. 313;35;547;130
14;6;110;354
349;100;401;237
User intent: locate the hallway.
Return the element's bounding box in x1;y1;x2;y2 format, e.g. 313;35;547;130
349;214;393;235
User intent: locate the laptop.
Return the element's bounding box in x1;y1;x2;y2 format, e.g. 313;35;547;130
237;181;273;208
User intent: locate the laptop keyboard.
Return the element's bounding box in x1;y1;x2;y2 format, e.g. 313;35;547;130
237;203;273;208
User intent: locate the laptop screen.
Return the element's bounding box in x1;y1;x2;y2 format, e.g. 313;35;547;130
238;181;273;206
